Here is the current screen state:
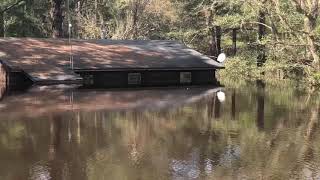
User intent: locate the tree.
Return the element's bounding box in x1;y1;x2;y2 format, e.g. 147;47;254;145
51;0;64;38
292;0;319;69
0;0;319;82
0;0;25;37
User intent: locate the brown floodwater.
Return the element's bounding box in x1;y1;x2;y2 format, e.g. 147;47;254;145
0;81;319;180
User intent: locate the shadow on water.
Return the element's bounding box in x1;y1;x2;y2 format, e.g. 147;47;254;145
0;81;320;179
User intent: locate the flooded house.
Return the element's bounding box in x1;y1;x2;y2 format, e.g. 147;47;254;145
0;38;224;89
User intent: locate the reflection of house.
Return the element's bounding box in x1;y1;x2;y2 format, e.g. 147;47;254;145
0;63;5;99
0;38;224;89
0;83;5;100
0;86;222;119
0;63;5;84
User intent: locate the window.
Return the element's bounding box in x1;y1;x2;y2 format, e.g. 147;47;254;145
180;72;192;84
128;73;141;85
83;74;94;85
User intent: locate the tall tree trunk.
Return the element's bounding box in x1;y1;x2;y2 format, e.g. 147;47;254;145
76;1;81;39
207;8;214;56
51;0;64;38
95;0;98;25
232;28;237;55
0;12;3;37
206;6;222;57
209;27;217;57
216;26;222;55
258;10;266;40
132;0;139;39
257;0;268;67
209;26;221;58
305;16;319;69
99;11;105;39
257;2;267;67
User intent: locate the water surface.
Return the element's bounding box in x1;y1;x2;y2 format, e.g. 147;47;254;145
0;82;319;180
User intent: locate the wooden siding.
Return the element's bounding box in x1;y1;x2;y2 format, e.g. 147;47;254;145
6;71;33;90
79;70;217;88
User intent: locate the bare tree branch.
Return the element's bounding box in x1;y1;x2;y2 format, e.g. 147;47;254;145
1;0;25;13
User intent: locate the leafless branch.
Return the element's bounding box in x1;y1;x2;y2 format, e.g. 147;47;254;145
1;0;25;13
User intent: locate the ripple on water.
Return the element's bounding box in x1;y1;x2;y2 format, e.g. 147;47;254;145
29;161;51;180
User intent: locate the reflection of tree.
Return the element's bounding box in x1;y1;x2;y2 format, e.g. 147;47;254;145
232;89;236;119
256;80;265;130
48;115;63;179
288;101;320;179
214;96;221;118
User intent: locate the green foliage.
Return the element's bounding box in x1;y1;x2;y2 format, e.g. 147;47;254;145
219;56;261;80
0;0;319;86
310;72;320;86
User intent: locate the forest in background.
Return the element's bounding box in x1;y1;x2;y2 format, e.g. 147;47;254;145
0;0;319;85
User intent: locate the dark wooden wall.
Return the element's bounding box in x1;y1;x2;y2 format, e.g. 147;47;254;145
7;71;33;90
78;70;218;88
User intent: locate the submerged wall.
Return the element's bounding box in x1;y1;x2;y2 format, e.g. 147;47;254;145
0;61;33;91
78;70;218;88
6;71;33;89
0;57;220;89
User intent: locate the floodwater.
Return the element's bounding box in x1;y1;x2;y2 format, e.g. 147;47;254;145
0;81;319;180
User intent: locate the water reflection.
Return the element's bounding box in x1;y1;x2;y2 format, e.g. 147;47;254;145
256;80;265;130
0;83;319;180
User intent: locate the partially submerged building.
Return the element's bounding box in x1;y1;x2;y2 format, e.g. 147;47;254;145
0;38;224;89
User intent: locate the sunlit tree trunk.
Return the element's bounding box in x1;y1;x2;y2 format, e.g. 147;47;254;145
292;0;319;69
51;0;64;38
207;7;214;56
99;10;105;39
209;26;221;58
76;0;81;39
305;16;319;68
95;0;98;25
